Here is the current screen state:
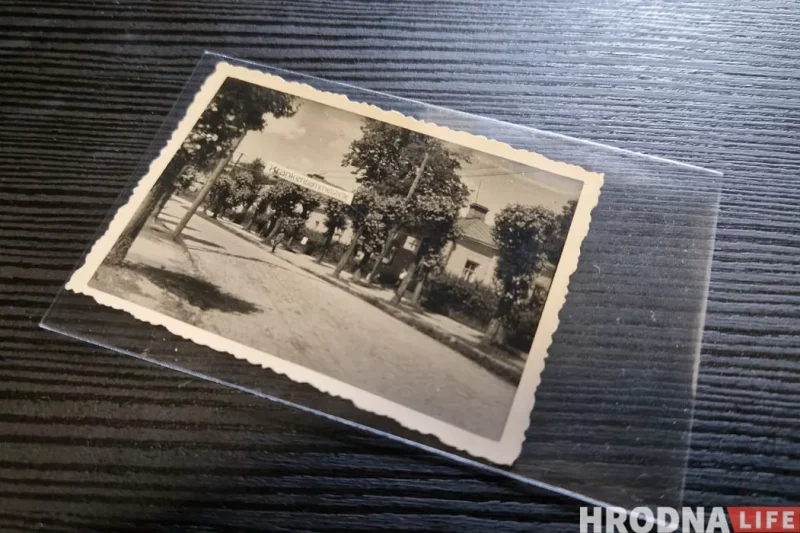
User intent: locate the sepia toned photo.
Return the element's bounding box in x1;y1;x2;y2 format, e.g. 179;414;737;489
66;63;603;464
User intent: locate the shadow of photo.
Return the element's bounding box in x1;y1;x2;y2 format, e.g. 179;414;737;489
129;263;261;315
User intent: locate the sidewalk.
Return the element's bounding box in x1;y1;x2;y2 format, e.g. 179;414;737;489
172;199;525;385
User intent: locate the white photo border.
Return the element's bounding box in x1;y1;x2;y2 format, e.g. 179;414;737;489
65;61;604;465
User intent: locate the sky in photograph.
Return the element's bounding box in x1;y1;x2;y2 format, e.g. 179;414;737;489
236;97;582;225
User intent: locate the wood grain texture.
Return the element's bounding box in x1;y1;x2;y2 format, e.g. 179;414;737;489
0;0;798;531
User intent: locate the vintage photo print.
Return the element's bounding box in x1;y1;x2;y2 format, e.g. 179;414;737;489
66;62;603;465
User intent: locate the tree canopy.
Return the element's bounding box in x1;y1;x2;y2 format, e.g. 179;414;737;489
489;204;558;331
262;180;322;221
321;198;349;234
546;199;577;264
207;158;268;215
344;119;467;200
343;120;469;285
181;80;297;172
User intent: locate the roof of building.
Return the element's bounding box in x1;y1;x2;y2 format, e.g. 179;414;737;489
457;217;497;250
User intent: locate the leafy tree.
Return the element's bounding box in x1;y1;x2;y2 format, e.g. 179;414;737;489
410;233;457;305
316;199;349;263
546;200;577;264
332;186;399;278
261;181;321;243
483;204;558;345
206;158;267;218
391;183;468;305
245;186;277;231
105;79;296;265
281;212;309;248
342;119;468;283
150;164;203;221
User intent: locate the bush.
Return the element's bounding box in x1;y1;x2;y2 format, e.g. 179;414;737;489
228;210;249;224
301;231;351;265
421;273;498;329
503;309;542;353
300;230;325;254
376;271;401;288
325;241;351;265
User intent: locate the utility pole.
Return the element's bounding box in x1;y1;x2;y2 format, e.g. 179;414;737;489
171;133;246;240
366;150;430;284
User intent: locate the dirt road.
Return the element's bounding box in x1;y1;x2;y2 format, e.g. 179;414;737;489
99;198;517;440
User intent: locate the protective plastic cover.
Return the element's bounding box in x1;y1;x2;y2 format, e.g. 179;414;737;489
41;53;721;511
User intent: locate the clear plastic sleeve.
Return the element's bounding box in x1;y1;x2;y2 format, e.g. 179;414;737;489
41;52;722;511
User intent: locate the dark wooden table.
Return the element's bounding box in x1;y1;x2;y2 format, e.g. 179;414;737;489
1;1;798;531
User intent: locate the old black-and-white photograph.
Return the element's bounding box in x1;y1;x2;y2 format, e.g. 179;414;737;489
68;64;602;464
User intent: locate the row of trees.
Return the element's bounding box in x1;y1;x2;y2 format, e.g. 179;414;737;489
105;78;297;265
329;120;471;310
321;119;577;346
107;77;576;349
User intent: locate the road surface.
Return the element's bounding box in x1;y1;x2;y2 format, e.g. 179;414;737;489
100;198;517;440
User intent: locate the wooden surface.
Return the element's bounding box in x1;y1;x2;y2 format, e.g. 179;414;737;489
1;1;798;531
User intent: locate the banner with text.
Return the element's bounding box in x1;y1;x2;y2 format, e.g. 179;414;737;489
266;162;354;205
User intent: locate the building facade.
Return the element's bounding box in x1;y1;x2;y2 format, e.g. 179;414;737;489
442;203;498;284
308;200;555;291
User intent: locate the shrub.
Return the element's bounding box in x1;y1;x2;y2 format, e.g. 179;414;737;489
376;271;401;288
301;230;324;252
301;231;351;266
228;210;249;224
421;273;498;329
503;309;542;353
325;241;351;266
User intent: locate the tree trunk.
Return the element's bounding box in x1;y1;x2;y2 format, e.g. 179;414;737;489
105;178;171;265
151;163;189;222
171;132;245;240
317;228;335;263
483;297;512;346
262;213;279;237
392;238;424;306
483;318;502;346
367;151;430;283
366;226;398;284
240;196;260;228
266;217;284;243
392;258;418;306
411;270;427;305
350;251;371;282
211;199;223;219
245;199;266;231
333;226;362;278
286;224;302;249
444;239;457;266
150;188;172;222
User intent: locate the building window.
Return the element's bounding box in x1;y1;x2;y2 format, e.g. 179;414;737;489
462;260;479;282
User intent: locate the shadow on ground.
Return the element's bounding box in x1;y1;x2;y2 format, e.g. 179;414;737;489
184;246;323;284
128;263;261;315
181;233;223;249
